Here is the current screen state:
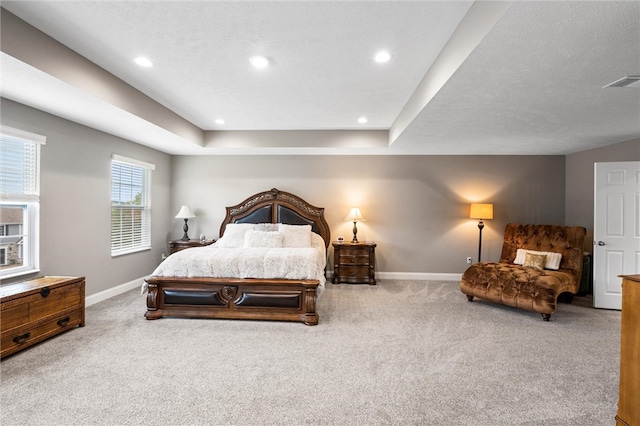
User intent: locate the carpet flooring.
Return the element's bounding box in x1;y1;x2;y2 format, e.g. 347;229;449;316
0;280;621;425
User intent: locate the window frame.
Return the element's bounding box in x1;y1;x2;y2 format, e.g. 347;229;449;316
110;154;155;257
0;125;45;279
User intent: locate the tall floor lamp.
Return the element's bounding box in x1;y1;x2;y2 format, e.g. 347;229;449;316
469;203;493;262
175;205;196;241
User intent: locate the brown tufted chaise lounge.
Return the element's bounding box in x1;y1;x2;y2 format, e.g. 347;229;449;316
460;223;586;321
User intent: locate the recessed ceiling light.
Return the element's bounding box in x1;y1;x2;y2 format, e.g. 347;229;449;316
374;51;391;63
215;119;225;125
249;55;269;69
133;57;153;67
358;117;368;124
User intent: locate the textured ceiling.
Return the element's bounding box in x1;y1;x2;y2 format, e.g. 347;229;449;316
396;1;640;155
1;1;639;155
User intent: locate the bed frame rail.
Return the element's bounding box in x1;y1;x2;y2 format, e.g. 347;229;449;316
145;277;320;326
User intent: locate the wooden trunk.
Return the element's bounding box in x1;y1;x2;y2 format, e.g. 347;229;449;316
1;276;85;360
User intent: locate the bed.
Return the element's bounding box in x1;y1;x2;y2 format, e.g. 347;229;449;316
144;188;331;325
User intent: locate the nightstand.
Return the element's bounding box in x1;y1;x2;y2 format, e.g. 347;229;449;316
169;239;215;254
332;241;376;285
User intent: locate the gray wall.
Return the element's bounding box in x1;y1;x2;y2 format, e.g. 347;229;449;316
1;99;172;296
171;155;566;274
13;94;635;286
565;138;640;251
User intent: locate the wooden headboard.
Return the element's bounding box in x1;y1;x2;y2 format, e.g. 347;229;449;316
219;188;331;248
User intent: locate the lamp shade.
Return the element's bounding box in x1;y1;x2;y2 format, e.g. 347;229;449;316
345;207;365;222
469;203;493;220
175;205;196;219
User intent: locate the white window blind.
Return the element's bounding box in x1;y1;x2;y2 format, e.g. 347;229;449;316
110;155;154;256
0;126;45;202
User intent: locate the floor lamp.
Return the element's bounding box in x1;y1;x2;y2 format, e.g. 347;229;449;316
469;203;493;262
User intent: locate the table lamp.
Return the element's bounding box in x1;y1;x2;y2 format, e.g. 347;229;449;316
175;205;196;241
345;207;365;243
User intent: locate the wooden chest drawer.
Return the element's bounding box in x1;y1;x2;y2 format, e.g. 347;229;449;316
339;247;368;257
1;308;84;358
1;276;85;360
2;281;83;330
337;265;371;279
338;254;371;265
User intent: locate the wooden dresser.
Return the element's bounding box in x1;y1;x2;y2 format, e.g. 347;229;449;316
332;241;376;285
1;276;85;360
616;274;640;426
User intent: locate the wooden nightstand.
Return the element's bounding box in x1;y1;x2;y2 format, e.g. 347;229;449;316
169;239;215;254
332;241;376;285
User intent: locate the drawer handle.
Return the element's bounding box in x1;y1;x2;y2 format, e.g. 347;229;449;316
57;317;71;327
12;333;31;344
40;286;51;298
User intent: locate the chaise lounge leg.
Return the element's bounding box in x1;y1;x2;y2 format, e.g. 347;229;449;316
466;295;474;302
541;313;551;321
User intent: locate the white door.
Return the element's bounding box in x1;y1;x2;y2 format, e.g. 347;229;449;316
593;161;640;309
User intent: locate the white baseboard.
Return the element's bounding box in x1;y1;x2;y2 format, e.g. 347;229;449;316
326;271;462;281
88;273;461;307
376;272;462;281
85;276;145;307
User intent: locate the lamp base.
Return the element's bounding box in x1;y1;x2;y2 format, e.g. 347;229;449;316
477;220;485;262
351;221;358;243
181;219;190;241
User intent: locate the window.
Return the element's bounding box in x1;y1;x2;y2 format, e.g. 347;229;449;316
111;155;154;256
0;125;45;278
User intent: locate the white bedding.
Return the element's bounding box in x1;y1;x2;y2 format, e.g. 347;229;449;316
147;232;327;294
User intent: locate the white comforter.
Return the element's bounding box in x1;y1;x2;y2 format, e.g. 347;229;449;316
148;233;327;293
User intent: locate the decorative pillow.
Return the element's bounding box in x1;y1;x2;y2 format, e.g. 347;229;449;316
255;223;279;232
514;249;562;270
310;232;326;250
278;224;312;248
523;252;547;270
243;230;283;248
215;223;256;248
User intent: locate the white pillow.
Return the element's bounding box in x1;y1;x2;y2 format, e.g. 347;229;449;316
255;223;279;232
514;249;562;270
215;223;255;248
244;230;283;248
278;224;312;248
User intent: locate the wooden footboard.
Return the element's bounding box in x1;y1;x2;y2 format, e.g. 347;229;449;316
144;277;319;325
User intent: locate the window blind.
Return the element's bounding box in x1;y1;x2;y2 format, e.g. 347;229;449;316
110;156;154;256
0;126;45;201
0;125;45;278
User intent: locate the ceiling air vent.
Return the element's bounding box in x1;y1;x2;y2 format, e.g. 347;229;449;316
603;75;640;88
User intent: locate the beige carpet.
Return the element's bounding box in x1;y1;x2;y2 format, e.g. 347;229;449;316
0;280;620;425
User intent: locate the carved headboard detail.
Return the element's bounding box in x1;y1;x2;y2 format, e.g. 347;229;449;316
219;188;331;248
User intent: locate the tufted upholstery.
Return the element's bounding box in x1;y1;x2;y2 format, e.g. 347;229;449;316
460;224;586;320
